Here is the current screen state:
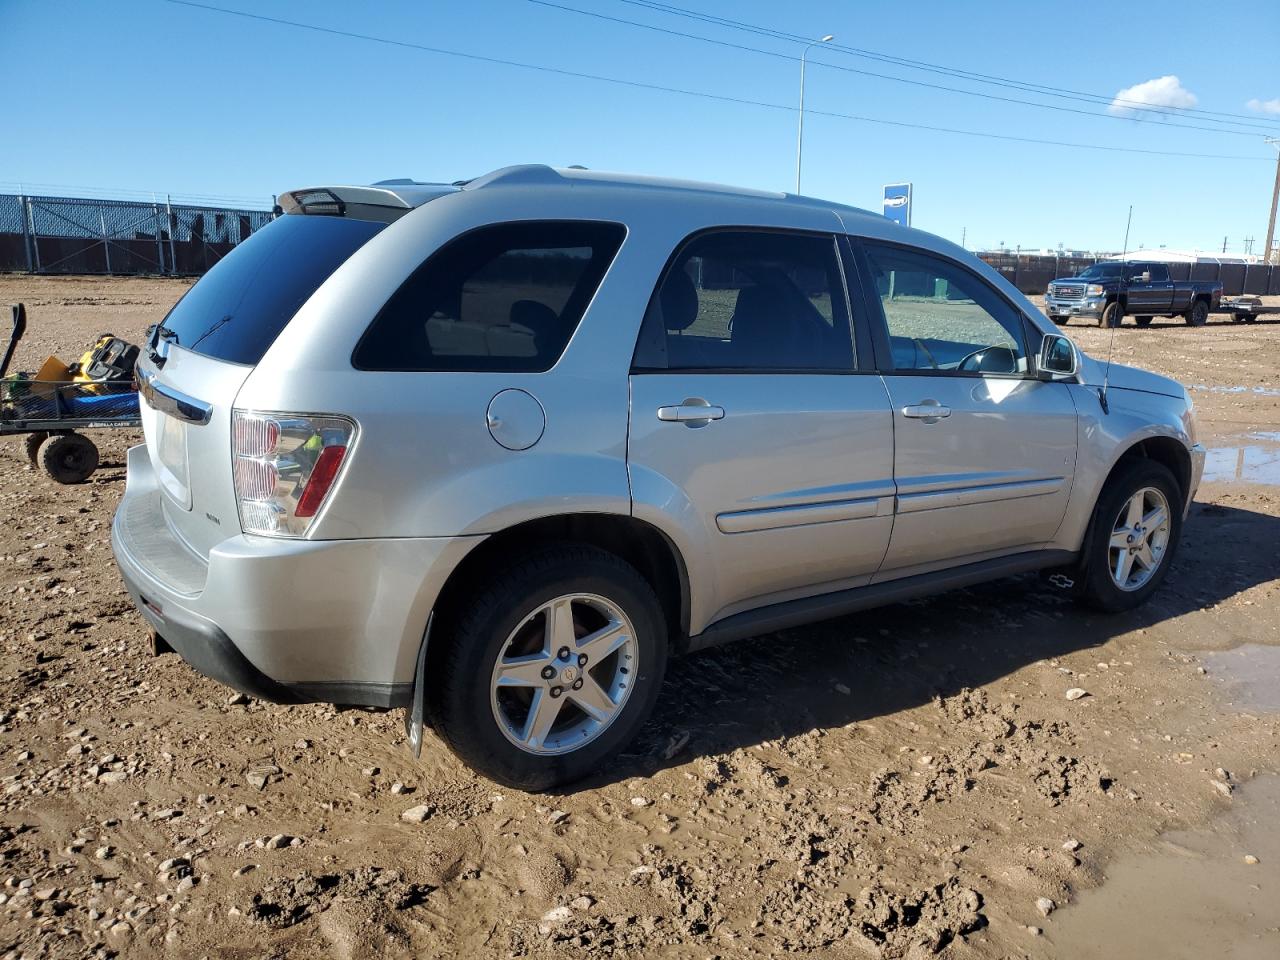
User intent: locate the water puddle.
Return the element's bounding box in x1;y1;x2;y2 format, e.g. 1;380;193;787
1188;384;1280;398
1202;435;1280;486
1202;644;1280;713
1049;775;1280;958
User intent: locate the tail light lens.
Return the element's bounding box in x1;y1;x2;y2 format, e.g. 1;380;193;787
232;410;356;537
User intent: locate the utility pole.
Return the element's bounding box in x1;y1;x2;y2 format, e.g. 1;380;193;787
1265;138;1280;265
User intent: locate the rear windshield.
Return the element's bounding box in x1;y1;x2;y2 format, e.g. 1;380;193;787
158;214;385;365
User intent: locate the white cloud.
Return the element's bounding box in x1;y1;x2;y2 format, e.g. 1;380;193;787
1108;75;1198;117
1246;97;1280;115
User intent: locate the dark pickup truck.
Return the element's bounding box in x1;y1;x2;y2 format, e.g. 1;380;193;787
1044;261;1222;328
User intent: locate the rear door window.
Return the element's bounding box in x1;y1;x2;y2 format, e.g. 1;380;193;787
353;221;625;372
158;214;386;365
632;230;853;371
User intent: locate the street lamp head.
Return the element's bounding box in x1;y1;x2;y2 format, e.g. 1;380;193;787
819;34;834;42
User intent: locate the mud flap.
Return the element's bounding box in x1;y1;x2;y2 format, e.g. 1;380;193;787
403;613;433;759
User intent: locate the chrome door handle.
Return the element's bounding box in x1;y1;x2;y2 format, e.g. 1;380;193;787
657;398;725;425
902;400;951;422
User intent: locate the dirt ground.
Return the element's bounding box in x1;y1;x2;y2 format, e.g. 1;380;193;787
0;274;1277;960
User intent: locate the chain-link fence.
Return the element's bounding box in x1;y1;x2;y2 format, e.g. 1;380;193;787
0;194;273;276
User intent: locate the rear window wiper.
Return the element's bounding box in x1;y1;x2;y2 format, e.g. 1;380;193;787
190;315;232;352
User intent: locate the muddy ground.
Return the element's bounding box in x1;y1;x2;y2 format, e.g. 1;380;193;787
0;275;1277;959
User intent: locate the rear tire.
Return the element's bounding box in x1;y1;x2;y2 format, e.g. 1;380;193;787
1185;300;1209;326
40;433;99;484
428;544;668;791
1099;301;1124;328
1135;315;1153;327
24;432;48;466
1076;459;1182;613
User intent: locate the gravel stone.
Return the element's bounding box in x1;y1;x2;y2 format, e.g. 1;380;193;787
400;804;435;823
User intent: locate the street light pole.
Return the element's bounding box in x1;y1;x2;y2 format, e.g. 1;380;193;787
795;34;833;195
1264;138;1280;265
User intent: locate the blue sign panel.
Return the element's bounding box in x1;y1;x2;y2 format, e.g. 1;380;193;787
882;182;912;227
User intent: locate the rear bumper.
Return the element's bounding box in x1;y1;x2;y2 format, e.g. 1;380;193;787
116;565;303;703
111;444;481;706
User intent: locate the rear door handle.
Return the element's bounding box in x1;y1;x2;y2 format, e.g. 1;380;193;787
902;400;951;422
657;399;725;425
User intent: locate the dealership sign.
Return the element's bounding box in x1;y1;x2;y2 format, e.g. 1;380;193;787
882;183;912;227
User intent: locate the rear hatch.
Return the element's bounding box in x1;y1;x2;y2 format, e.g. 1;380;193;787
137;195;404;557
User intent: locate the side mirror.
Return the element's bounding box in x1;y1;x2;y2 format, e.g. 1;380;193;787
1037;333;1077;381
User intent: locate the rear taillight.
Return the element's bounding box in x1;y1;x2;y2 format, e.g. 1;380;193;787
231;410;356;537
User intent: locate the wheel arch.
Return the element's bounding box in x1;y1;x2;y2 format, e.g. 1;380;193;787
1103;435;1192;512
428;512;691;657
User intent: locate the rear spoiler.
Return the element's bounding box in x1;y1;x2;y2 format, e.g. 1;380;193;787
277;183;458;217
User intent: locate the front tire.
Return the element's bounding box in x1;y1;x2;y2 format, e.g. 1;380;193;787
40;433;99;484
1099;301;1124;328
429;545;668;790
1076;459;1182;613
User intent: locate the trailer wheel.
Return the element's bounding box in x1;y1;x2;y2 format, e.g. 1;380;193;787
1135;315;1153;328
23;432;49;466
40;433;100;484
1185;300;1209;327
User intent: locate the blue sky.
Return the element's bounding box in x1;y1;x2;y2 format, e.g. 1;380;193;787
3;0;1278;253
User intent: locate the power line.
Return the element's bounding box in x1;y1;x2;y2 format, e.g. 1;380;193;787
528;0;1271;139
613;0;1280;131
158;1;1270;163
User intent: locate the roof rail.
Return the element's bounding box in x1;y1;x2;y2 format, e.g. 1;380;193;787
463;164;565;191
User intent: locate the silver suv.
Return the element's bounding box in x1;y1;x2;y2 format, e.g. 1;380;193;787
112;165;1205;789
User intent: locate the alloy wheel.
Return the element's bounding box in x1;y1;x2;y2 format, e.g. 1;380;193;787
489;593;638;755
1108;486;1171;591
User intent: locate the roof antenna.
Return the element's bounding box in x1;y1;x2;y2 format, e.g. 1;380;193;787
1099;204;1133;415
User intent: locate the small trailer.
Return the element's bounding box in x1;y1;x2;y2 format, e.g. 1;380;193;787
1;304;141;483
1218;296;1280;324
